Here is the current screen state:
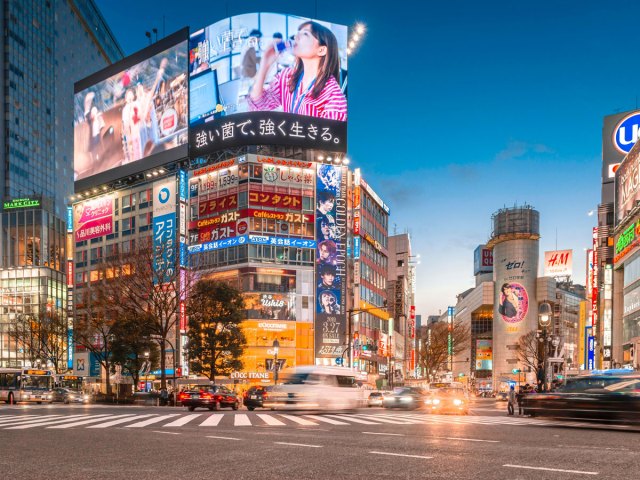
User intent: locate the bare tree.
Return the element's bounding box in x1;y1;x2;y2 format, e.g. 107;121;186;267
10;312;69;373
516;330;543;381
418;320;471;382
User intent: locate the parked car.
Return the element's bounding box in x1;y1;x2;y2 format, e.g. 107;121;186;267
243;386;272;410
52;387;92;404
521;374;640;422
425;387;469;414
179;385;240;411
383;387;427;410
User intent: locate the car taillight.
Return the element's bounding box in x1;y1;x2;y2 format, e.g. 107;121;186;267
201;392;213;399
178;392;189;400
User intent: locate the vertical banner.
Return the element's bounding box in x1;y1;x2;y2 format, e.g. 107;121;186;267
153;177;177;285
315;164;347;358
591;228;599;334
587;334;595;370
409;305;416;372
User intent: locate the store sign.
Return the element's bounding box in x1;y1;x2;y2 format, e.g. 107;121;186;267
592;228;599;331
261;163;315;188
257;322;288;332
614;112;640;154
544;249;573;277
248;189;302;210
353;236;361;259
614;220;640;263
3;197;41;210
473;245;493;275
198;193;238;217
188;234;316;254
67;261;73;287
587;335;595;370
230;372;271;380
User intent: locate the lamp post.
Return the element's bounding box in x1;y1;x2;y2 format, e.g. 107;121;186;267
272;339;280;384
538;301;552;392
143;351;150;392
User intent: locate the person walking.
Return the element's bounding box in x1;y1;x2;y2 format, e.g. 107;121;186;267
516;387;524;415
507;385;516;415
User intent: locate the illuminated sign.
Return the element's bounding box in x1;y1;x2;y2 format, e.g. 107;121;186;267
587;335;595;370
230;372;271;380
67;261;73;287
188;234;316;254
615;140;640;225
256;156;313;169
249;189;302;210
3;198;40;209
614;221;640;262
192;159;237;177
473;245;493;275
543;250;573;277
73;195;114;242
353;236;361;259
614;112;640;154
592;228;599;332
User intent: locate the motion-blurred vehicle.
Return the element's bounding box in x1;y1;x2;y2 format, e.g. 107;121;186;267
383;387;426;410
243;386;272;410
367;391;390;407
52;387;92;404
264;366;364;410
179;385;240;411
425;386;469;414
497;391;509;401
521;374;640;422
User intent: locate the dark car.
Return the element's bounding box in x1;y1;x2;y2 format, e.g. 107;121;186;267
426;387;469;414
179;385;240;411
52;387;92;404
243;386;272;410
497;391;509;401
383;387;426;410
521;374;640;422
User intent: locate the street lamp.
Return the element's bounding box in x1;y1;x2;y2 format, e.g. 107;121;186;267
143;351;149;392
538;302;552;392
272;339;280;384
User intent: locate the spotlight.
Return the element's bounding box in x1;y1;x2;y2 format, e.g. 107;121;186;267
334;157;341;164
152;171;159;176
343;158;350;165
353;34;360;41
347;48;352;55
159;169;165;174
318;155;324;161
349;41;355;48
326;156;333;162
356;24;365;35
146;173;153;178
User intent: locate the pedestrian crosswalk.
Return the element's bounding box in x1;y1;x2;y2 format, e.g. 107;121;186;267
0;410;621;431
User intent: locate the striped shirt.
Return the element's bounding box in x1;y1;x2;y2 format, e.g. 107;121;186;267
248;68;347;121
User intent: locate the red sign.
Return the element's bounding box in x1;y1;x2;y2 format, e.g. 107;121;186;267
249;189;302;209
74;195;114;242
179;301;187;331
67;261;73;287
196;222;236;242
193;159;236;177
198;193;238;217
256;156;313;169
592;227;599;332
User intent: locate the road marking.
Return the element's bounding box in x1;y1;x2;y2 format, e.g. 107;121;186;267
328;415;381;425
278;414;318;426
443;437;500;443
199;414;224;426
49;415;134;429
4;415;100;429
0;415;60;426
163;414;201;427
87;414;157;428
153;430;181;435
234;414;252;426
304;415;349;425
206;435;240;441
369;451;432;459
275;442;322;448
125;414;180;428
362;432;405;436
503;464;598;475
256;414;286;426
356;415;416;424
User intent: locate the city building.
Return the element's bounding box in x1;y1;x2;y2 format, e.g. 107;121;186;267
0;0;122;369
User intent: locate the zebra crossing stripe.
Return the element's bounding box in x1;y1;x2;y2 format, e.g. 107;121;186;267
304;415;349;425
234;414;252;426
277;414;318;426
125;414;180;428
0;415;58;426
256;414;286;426
87;414;158;428
355;415;416;425
163;414;201;427
49;414;136;429
327;415;381;425
199;414;224;427
4;414;105;430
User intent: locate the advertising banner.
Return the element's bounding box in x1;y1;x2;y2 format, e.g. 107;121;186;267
475;339;493;370
615;140;640;225
244;293;296;321
587;335;595;370
74;37;188;183
188;13;348;155
315;164;347;358
543;249;573;277
187;234;316;254
73;194;114;242
153;177;176;284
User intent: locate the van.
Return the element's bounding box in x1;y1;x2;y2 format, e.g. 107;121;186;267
263;366;365;410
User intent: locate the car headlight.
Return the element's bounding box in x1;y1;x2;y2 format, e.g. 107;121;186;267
453;399;463;406
432;398;441;405
47;395;53;399
83;395;90;400
425;398;433;404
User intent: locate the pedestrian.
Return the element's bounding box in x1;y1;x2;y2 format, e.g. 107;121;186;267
507;385;515;415
160;387;169;406
516;388;524;415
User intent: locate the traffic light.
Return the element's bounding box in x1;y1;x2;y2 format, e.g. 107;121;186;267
512;368;521;374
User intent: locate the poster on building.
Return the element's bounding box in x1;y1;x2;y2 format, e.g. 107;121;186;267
244;293;296;320
543;249;573;277
315;164;347;358
73;194;114;242
498;282;529;323
475;339;493;370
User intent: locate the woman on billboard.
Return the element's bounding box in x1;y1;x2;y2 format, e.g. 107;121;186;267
248;21;347;121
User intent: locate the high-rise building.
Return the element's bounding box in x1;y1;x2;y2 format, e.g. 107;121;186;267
0;0;122;369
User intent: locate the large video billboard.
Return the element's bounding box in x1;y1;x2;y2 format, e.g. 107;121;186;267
615;140;640;226
189;13;348;155
74;32;188;187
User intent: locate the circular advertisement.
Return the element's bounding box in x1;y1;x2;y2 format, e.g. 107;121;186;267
498;282;529;323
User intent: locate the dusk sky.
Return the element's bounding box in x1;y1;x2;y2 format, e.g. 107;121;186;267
95;0;640;318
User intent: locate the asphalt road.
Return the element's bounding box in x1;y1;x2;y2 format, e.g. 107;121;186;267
1;399;638;479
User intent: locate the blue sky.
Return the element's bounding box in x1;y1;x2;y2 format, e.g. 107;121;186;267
95;0;640;317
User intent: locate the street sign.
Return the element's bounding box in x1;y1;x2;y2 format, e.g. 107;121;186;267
336;357;343;366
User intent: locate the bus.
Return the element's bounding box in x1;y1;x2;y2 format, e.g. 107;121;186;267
0;368;54;404
55;374;84;392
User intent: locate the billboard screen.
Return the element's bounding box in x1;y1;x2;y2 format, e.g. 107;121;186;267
315;163;348;358
189;13;348;155
615;139;640;226
73;194;114;242
603;110;640;185
543;249;573;277
475;339;492;371
74;32;188;186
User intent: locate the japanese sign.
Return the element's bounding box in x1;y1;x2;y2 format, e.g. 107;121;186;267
315;164;348;358
249;188;302;210
198;193;238;217
153;178;176;285
259;160;315;188
188;13;347;153
74;35;188;184
187;234;316;254
73;194;114;242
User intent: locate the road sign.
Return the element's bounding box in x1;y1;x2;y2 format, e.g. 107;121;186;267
335;357;343;366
